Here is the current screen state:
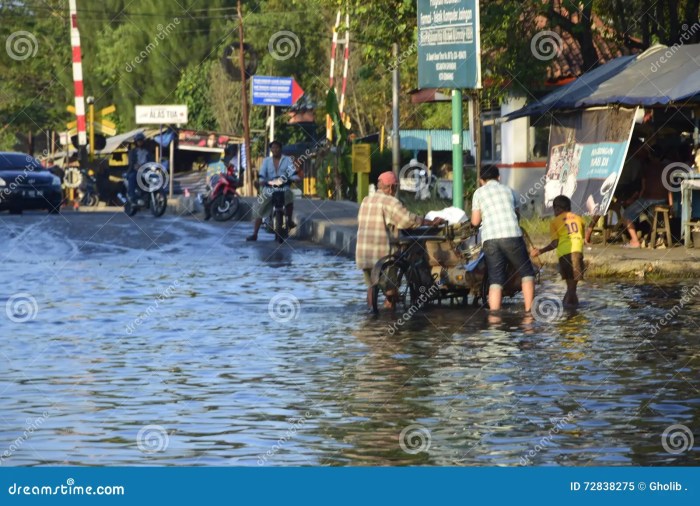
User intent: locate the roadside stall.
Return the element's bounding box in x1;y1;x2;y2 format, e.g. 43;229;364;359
507;43;700;246
170;130;244;197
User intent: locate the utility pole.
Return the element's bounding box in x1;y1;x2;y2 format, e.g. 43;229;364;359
237;0;252;196
391;43;400;177
473;90;482;183
452;89;463;209
87;96;95;162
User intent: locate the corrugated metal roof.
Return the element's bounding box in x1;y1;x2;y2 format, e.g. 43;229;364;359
398;130;473;152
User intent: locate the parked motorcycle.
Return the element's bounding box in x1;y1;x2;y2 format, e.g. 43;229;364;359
118;162;168;217
203;166;240;221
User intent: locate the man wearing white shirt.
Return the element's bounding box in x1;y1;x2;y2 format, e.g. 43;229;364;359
247;141;299;241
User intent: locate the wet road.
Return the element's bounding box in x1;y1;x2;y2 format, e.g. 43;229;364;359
1;211;698;466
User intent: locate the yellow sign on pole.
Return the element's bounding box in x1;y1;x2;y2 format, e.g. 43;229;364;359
94;123;117;136
352;143;371;174
98;119;116;130
66;103;118;143
99;105;116;116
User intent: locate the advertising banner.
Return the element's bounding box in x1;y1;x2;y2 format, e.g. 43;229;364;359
544;107;637;216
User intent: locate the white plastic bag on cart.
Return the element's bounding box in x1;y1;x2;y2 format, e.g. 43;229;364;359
425;206;468;225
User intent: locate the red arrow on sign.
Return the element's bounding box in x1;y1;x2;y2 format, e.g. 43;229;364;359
291;78;305;104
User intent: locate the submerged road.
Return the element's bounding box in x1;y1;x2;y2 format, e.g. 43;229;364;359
1;211;698;466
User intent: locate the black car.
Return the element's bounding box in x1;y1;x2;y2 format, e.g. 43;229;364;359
0;152;63;214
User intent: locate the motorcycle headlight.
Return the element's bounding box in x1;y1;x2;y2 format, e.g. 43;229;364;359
0;177;6;187
51;175;62;187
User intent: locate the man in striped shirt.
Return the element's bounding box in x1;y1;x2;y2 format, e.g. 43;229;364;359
356;171;443;311
471;165;535;312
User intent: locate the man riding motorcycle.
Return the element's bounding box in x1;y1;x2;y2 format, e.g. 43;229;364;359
246;141;299;241
126;132;154;203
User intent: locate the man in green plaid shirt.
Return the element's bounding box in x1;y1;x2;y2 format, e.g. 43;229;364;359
471;165;535;312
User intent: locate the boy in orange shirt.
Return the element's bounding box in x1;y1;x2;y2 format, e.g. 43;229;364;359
531;195;585;306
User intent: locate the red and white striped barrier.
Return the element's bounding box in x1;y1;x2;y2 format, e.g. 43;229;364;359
69;0;87;147
326;11;341;140
339;13;350;115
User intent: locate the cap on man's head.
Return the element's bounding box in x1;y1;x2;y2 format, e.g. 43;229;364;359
377;171;398;186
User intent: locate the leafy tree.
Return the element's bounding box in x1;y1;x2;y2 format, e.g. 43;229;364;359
174;61;217;131
597;0;700;49
0;0;72;147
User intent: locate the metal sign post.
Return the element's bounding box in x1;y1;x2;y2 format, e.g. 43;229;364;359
135;105;188;199
417;0;481;209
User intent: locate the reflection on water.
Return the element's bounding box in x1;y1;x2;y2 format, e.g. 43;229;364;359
1;227;699;466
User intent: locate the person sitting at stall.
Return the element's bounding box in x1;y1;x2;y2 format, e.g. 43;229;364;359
621;146;673;248
531;195;585;307
356;171;444;312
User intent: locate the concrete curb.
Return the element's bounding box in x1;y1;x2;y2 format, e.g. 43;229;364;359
293;213;357;259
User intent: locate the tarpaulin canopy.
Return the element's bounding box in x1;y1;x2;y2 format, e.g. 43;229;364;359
507;44;700;120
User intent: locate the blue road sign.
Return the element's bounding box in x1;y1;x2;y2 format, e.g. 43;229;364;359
251;76;304;106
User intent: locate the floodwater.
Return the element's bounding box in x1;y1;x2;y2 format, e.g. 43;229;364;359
1;212;698;466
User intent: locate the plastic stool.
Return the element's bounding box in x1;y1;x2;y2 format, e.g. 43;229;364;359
650;205;672;249
591;208;623;243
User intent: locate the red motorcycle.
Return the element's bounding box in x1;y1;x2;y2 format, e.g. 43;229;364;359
203;166;240;221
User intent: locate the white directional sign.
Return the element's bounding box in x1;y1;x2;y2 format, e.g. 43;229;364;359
135;105;188;125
